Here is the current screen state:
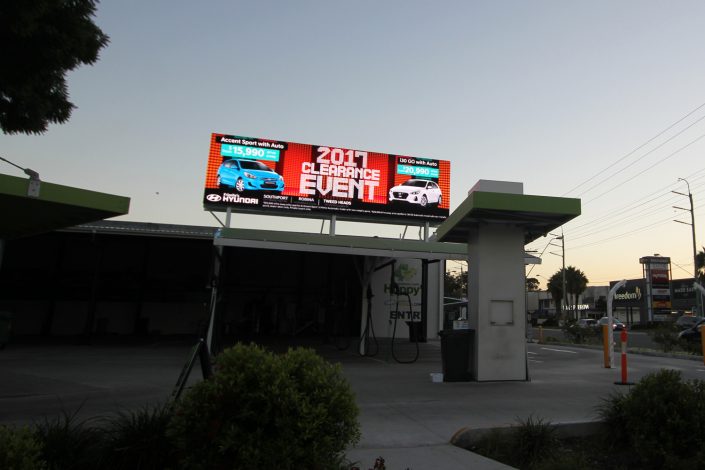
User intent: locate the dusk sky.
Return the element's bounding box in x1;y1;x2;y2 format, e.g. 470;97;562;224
3;1;705;287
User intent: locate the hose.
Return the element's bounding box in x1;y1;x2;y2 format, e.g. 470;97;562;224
358;284;379;357
390;290;420;364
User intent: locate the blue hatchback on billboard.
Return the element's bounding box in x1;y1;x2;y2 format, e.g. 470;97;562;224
217;158;285;192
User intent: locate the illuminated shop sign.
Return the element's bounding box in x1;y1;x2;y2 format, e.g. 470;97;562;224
639;256;673;319
671;279;696;301
203;133;451;223
611;279;646;308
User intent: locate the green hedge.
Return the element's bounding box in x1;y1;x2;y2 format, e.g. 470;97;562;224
599;369;705;469
168;343;360;470
0;425;46;470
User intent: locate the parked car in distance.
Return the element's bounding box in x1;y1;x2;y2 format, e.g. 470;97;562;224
675;315;704;330
678;318;705;343
577;318;597;328
597;316;626;331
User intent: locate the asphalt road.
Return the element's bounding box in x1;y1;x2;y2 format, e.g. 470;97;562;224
4;338;705;470
526;341;705;383
532;326;664;350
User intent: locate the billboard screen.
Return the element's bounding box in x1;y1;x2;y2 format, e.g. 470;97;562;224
203;133;451;223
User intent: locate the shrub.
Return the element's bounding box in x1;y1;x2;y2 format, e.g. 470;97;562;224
0;424;46;470
469;416;558;470
561;321;598;344
168;343;360;470
598;369;705;469
467;428;511;465
512;415;558;467
34;409;105;470
278;348;361;467
648;323;682;353
100;404;175;470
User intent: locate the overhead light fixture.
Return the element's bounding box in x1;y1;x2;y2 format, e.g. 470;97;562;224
0;155;41;197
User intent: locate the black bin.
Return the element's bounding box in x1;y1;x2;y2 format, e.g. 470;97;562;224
439;329;474;382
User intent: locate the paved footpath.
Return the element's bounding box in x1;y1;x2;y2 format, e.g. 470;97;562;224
2;339;703;469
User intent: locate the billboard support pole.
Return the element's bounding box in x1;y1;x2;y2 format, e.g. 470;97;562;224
206;208;231;355
423;222;430;242
330;215;336;236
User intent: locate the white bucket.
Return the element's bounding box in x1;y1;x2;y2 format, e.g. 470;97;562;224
430;372;443;383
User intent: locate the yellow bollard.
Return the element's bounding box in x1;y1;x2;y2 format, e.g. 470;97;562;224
603;324;611;368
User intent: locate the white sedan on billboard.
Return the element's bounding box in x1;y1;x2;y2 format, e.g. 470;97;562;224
388;179;442;207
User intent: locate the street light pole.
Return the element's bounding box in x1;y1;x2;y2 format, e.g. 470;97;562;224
673;177;700;315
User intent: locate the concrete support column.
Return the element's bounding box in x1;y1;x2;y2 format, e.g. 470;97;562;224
468;223;527;381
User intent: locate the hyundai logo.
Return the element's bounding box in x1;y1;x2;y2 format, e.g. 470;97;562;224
206;194;222;202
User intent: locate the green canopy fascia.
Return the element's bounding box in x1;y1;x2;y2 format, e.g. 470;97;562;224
0;173;130;240
436;191;581;244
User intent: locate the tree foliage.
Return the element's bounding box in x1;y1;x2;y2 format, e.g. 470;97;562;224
547;266;589;317
0;0;109;134
445;270;467;299
546;272;564;315
526;277;540;291
697;246;705;283
598;370;705;469
168;344;360;470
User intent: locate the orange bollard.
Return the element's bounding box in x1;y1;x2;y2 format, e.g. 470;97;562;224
614;329;632;385
602;324;611;368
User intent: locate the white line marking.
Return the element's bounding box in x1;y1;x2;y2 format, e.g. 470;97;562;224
697;369;705;373
529;360;543;363
527;351;538;355
540;347;578;354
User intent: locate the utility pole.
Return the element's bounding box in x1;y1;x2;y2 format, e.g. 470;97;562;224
673;177;700;315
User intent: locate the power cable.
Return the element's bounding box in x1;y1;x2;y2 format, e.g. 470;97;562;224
563;101;705;197
567;167;705;231
570;212;682;250
583;131;705;206
526;238;554;276
567;185;705;242
568;190;703;241
672;261;695;277
571;197;704;248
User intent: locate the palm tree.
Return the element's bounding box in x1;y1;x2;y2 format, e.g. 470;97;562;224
696;246;705;283
547;272;564;317
565;266;589;318
547;266;589;320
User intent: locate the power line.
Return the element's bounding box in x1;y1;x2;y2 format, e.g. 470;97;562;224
565;179;705;243
564;167;705;234
572;213;675;249
562;101;705;196
570;212;681;250
583;131;705;206
571;196;705;247
568;186;705;241
526;238;554;276
569;198;677;241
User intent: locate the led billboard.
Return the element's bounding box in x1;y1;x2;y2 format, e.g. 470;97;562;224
203;134;451;223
